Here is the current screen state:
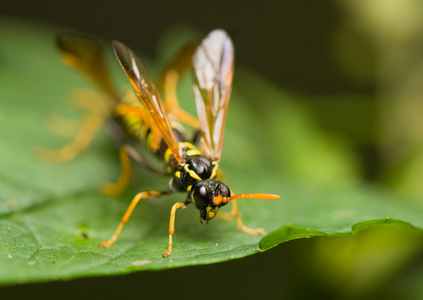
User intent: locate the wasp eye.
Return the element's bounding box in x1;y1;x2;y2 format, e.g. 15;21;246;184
198;185;207;198
191;181;211;209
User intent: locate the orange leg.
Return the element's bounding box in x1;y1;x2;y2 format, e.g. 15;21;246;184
100;190;170;248
36;89;112;162
217;210;233;221
35;113;105;162
101;145;133;196
101;144;164;196
163;70;199;128
44;113;84;138
162;201;187;258
71;89;115;111
230;200;265;235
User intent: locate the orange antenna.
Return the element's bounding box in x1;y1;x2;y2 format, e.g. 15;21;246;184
213;193;280;206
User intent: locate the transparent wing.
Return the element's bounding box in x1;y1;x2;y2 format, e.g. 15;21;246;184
192;29;234;160
56;33;117;98
112;40;185;165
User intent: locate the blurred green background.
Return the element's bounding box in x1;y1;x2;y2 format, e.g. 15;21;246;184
2;0;423;299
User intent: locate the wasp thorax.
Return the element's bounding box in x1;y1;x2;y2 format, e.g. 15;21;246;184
186;156;213;179
190;179;230;221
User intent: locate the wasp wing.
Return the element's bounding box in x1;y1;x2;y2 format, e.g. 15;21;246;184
192;30;234;160
56;33;117;98
112;40;185;165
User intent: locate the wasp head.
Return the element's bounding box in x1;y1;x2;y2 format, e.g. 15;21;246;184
190;179;230;221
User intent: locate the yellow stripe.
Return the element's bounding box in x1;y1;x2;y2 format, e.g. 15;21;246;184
124;115;142;137
210;161;219;179
164;148;173;164
186;149;201;156
146;131;155;150
165;142;198;164
184;164;201;180
179;142;196;150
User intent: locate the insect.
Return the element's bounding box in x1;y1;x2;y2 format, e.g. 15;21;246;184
41;30;279;257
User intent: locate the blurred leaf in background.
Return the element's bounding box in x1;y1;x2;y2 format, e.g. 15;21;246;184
332;0;423;196
292;0;423;298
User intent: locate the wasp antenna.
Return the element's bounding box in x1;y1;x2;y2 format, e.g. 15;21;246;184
213;193;280;206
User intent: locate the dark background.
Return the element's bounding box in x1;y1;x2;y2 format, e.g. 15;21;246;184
1;0;361;95
1;1;380;299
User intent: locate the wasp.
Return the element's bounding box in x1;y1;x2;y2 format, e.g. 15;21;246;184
39;30;279;257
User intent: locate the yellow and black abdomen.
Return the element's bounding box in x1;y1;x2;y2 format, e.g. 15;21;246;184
116;92;149;138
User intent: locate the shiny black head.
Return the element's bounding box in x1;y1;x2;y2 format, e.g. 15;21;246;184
190;179;230;221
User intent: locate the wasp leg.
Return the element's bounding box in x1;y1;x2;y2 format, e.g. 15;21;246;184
156;40;199;128
70;89;115;111
122;144;165;175
44;113;84;138
101;144;164;195
231;200;265;235
36;90;112;162
163;70;199;128
35;113;106;162
217;210;233;221
101;145;133;195
100;190;171;248
163;201;187;258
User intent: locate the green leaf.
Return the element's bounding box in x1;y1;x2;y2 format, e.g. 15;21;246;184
1;18;422;286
